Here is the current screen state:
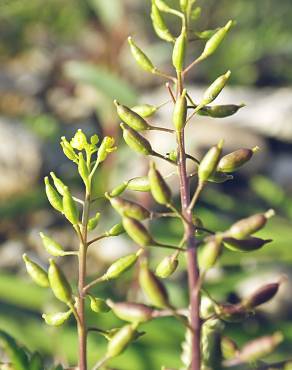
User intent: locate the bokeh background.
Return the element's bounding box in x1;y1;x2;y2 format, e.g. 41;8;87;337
0;0;292;368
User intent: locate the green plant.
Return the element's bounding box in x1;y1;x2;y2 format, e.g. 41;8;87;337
10;1;287;370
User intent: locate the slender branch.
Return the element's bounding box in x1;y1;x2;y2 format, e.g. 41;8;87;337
153;68;176;82
87;233;108;247
186;153;200;165
92;356;110;370
149;125;175;133
188;182;205;211
83;276;107;294
151;150;177;165
166;82;176;103
182;57;201;77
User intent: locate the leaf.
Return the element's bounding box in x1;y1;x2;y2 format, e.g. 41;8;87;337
0;330;29;370
29;352;44;370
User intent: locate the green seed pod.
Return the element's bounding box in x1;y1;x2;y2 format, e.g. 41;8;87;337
23;254;49;288
215;303;249;323
106;324;137;358
120;123;153;155
221;336;238;360
60;137;78;163
238;332;283;362
223;236;272;253
107;300;153;323
109;182;128;197
48;259;72;304
198;103;245;118
155;254;179;278
131;104;157;118
89;295;110;313
104;253;138;280
198;20;233;62
44;177;63;213
227;209;275;239
87;212;101;231
199;238;222;271
139;261;169;308
173;89;187;131
115;101;150;131
62;187;79;225
127;176;150;192
122;216;153;247
128;37;155;73
201;318;224;370
198;140;224;182
40;232;65;257
148;161;172;205
208;171;233;183
78;153;89;188
151;3;175;43
241;282;280;310
217;146;259;173
172;27;187;72
108;196;150;220
50;172;66;195
201;71;231;107
107;223;125;237
42;309;72;326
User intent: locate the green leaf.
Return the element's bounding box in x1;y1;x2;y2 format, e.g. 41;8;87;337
0;330;29;370
29;352;44;370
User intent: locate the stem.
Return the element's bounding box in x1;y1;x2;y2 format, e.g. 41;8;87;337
149;125;175;133
152;68;176;82
188;182;205;211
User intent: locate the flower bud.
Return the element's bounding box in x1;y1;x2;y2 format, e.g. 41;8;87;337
223;236;272;252
104;253;138;280
241;282;280;310
217;146;259;173
48;259;72;304
198;140;224;182
148;161;172;205
87;212;101;231
70;129;87;151
107;223;125;237
120;123;153;155
50;172;66;195
107;300;153;323
44;177;63;213
199;238;222;271
151;3;175;42
108;196;150;220
198;103;245;118
167;149;178;163
215;303;248;323
78;153;89;188
115;100;150;131
42;309;72;326
23;254;49;288
97;136;116;163
208;171;233;183
122;216;153;247
155;254;179;278
227;209;275;239
106;324;137;358
109;182;128;197
139;261;169;308
89;295;110;313
131;104;157;118
62;187;79;225
172;27;187;72
173;89;187;131
128;37;155;73
127;176;150;192
60;137;78;163
40;232;65;257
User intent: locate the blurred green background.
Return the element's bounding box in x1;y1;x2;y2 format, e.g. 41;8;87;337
0;0;292;369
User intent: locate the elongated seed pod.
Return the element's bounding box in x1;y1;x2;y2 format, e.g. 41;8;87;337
109;196;150;220
48;259;72;304
151;3;175;43
223;237;272;252
131;104;157;118
227;209;275;239
62;187;79;225
127;176;151;192
107;223;125;236
197;103;245;118
139;261;169;308
128;37;155;73
198;140;224;182
44;177;63;213
173;89;187;131
107;300;153;323
78;153;89;188
42;310;72;326
201;71;231;106
50;172;66;195
89;296;110;313
104;253;138;280
120;123;152;155
155;254;179;278
172;27;187;71
106;324;137;358
148;161;172;205
40;232;65;257
23;254;49;288
242;282;280;309
201;318;224;370
208;171;233;183
217;147;259;173
199;238;222;271
109;182;128;197
215;303;249;323
87;212;101;231
122;216;153;247
115;101;150;131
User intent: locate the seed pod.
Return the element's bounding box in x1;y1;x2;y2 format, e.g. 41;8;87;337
199;238;222;271
215;303;249;323
23;254;49;288
151;3;175;43
198;103;245;118
89;295;110;313
221;336;238;360
238;332;283;362
120;123;153;155
44;177;63;213
127;176;151;192
139;261;169;308
155;254;179;278
201;318;224;370
50;172;66;195
62;187;79;225
78;153;89;188
115;101;150;131
106;324;137;358
107;223;125;237
217;146;259;173
104;253;138;280
223;236;272;253
42;310;72;326
128;37;155;73
131;104;157;118
242;282;280;310
60;136;78;163
172;27;187;72
208;171;233;183
148;161;172;205
107;300;153;323
87;212;101;231
200;71;231;107
198;20;233;62
40;232;65;257
122;216;153;247
173;89;187;131
227;209;275;239
48;259;72;304
108;196;150;220
198;140;224;182
109;182;128;197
